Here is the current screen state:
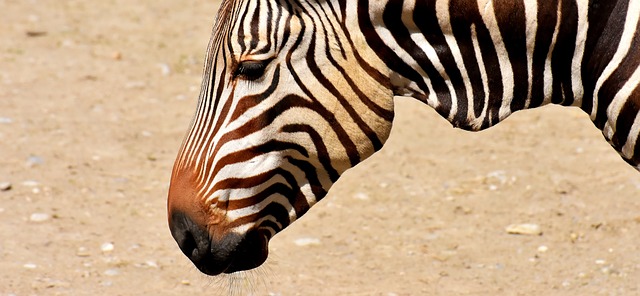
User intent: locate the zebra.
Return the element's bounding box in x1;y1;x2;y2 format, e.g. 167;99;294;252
167;0;640;276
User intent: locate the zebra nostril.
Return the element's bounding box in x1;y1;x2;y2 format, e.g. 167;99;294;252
180;229;201;261
169;212;213;267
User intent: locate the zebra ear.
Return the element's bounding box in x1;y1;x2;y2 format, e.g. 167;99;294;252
233;58;274;81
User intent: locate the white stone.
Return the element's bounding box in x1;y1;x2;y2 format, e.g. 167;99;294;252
21;180;40;187
0;182;11;191
145;260;158;268
23;263;37;269
293;237;321;246
353;192;370;200
104;268;119;276
29;213;51;222
101;242;114;253
76;247;90;257
505;223;542;235
537;245;549;253
158;63;171;76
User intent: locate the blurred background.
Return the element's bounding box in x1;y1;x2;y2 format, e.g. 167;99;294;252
2;1;640;295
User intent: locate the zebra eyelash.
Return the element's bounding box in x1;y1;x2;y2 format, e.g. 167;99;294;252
233;58;274;81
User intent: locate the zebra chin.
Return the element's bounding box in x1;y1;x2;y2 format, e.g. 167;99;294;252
168;211;269;275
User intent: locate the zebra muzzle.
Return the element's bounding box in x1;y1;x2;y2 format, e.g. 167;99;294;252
169;211;268;275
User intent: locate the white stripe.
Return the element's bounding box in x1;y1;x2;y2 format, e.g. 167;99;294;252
523;0;538;108
570;1;589;106
543;0;562;105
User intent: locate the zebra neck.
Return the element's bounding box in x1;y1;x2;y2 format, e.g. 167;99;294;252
358;0;593;131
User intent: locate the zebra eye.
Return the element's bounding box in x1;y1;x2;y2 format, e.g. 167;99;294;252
233;59;272;81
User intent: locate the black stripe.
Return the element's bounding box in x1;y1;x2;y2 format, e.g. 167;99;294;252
494;0;529;111
550;0;579;106
248;0;261;51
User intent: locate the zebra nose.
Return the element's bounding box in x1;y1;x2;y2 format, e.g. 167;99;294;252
169;211;232;275
168;211;269;275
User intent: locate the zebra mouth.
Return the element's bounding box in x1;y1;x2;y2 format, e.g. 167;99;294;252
220;230;269;274
169;211;269;276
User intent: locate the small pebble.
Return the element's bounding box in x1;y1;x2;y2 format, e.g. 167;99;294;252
26;155;44;167
486;170;508;184
158;63;171;75
76;247;90;257
595;259;606;265
43;278;71;288
101;242;114;253
0;182;11;191
21;180;39;187
569;232;579;242
293;237;321;247
353;192;369;200
125;81;146;89
537;245;549;253
505;223;542;235
0;117;12;124
23;263;37;269
29;213;51;222
104;268;120;276
180;280;191;285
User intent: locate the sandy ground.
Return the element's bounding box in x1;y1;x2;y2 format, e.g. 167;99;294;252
2;1;640;295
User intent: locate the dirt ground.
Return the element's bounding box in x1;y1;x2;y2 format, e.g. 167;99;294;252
2;1;640;295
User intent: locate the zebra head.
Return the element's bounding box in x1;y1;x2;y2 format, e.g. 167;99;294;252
167;0;395;275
